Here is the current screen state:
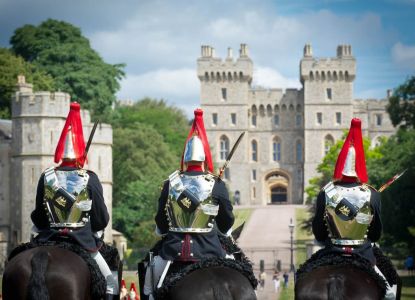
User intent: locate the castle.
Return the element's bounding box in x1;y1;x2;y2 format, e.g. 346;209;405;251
198;44;395;205
0;76;126;271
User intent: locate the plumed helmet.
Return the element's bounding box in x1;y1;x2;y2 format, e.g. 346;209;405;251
333;118;368;183
183;135;206;163
54;102;86;167
180;108;214;172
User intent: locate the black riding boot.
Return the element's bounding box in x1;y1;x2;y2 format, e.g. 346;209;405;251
105;294;119;300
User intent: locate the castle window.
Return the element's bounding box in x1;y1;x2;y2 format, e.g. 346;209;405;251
295;114;302;127
220;135;229;160
282;104;287;111
221;88;227;100
251;140;258;162
296;140;303;162
317;112;323;125
274;114;280;126
231;113;236;125
252;186;256;199
326;88;332;100
274;104;280;113
251;115;257;127
252;169;257;181
259;105;265;116
336;112;341;125
272;138;281;162
289;104;294;111
296;104;302;112
267;104;273;116
212;113;218;126
324;135;334;155
375;114;382;126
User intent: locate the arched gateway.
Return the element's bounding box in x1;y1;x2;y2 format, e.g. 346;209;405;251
265;170;291;204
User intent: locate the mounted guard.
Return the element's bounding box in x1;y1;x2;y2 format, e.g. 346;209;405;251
307;118;398;299
142;108;240;300
30;102;119;299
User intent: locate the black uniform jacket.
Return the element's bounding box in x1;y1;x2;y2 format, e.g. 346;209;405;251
31;166;109;252
312;182;382;244
155;171;234;262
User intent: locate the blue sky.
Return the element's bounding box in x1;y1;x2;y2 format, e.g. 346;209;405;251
0;0;414;115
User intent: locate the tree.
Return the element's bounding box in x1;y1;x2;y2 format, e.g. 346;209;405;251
0;48;54;118
369;129;415;254
10;19;125;117
387;76;415;129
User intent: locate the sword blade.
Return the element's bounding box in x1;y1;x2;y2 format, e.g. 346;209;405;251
83;120;99;163
219;132;245;178
378;169;407;192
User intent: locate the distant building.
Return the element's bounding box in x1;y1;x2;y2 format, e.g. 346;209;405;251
0;76;120;270
198;44;395;205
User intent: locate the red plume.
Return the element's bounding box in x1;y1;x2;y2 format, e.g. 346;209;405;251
333;118;368;183
180;108;214;172
54;102;86;167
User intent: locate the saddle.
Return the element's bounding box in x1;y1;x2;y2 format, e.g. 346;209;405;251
8;238;120;299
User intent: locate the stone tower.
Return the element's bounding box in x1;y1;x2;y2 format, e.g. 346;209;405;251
198;44;254;201
8;76;113;248
300;44;356;196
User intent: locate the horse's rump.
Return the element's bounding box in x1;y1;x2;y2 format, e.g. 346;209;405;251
155;257;258;300
3;246;92;300
295;249;387;300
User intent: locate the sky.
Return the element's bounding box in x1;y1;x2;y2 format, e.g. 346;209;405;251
0;0;414;115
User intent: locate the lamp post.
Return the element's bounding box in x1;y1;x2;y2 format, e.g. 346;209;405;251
288;218;295;272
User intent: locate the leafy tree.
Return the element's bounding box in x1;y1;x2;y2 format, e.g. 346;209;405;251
0;48;54;118
111;99;190;157
111;100;189;251
10;19;125;117
387;76;415;129
369;129;415;253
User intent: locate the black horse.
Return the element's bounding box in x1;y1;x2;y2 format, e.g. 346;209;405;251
2;246;92;300
167;266;257;300
295;248;401;300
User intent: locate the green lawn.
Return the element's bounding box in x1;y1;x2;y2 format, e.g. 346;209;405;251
279;206;313;300
232;208;253;231
401;275;415;300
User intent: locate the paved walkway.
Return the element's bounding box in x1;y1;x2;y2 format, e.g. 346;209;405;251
237;204;304;300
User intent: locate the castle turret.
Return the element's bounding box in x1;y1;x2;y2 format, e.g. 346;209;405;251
10;76;113;246
300;45;356;200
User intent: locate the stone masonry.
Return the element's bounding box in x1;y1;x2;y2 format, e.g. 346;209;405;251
199;44;395;205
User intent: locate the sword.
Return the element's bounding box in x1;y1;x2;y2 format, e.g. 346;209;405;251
82;120;99;165
219;132;245;178
378;169;407;192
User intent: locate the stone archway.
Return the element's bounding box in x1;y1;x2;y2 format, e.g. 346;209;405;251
264;170;290;204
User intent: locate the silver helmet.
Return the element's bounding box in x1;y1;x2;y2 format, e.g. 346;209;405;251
62;127;76;160
342;145;357;177
183;136;205;163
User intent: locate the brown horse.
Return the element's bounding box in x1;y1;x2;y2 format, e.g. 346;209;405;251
2;246;92;300
295;265;385;300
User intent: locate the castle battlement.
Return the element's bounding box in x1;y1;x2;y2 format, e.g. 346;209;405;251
197;44;253;83
12;76;70;118
300;44;356;83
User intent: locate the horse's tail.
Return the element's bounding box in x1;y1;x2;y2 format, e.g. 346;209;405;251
27;249;50;300
327;275;345;300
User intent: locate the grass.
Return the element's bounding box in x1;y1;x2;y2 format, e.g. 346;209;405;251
232;208;253;230
401;275;415;300
279;206;313;300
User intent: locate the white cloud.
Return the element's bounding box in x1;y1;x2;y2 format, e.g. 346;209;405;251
117;68;200;111
392;42;415;69
253;66;301;89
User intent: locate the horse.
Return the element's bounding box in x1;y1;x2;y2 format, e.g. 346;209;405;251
295;265;384;300
2;246;92;300
167;266;257;300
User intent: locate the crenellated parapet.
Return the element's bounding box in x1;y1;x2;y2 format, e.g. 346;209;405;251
300;44;356;84
197;44;253;84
